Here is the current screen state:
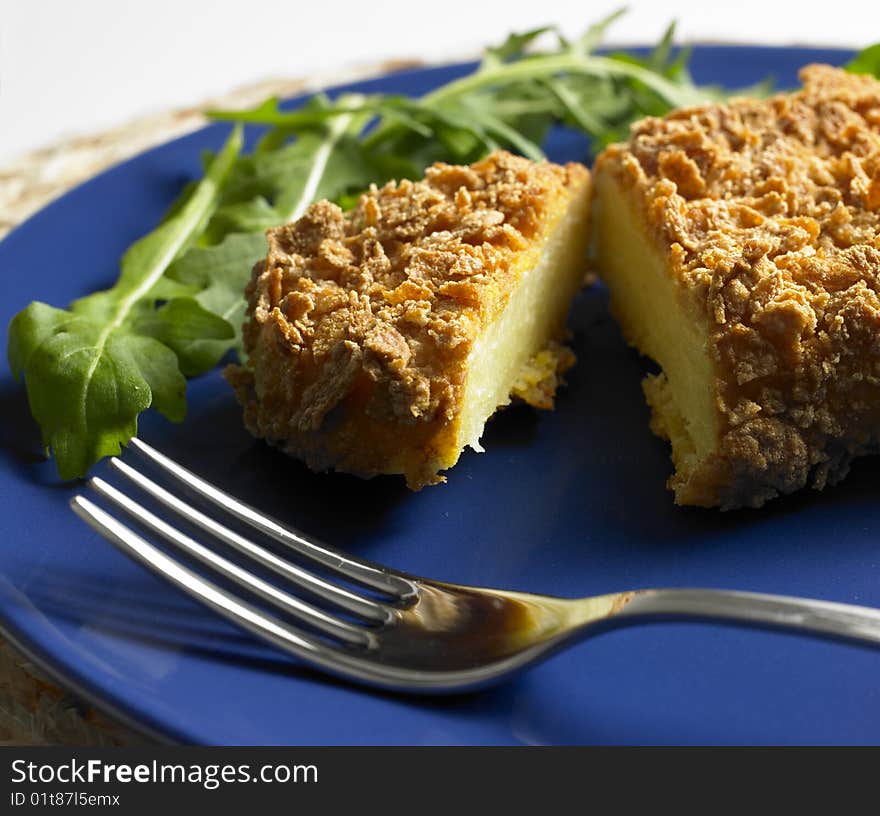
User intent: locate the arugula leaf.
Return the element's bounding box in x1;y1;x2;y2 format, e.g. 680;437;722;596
274;99;375;222
541;77;608;136
576;7;629;55
7;126;243;479
847;43;880;77
216;14;716;160
453;99;545;161
481;27;554;68
164;231;269;366
200;196;279;245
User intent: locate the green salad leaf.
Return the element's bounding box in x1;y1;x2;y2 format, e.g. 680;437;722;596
164;231;268;365
846;43;880;77
7;127;243;478
7;10;756;480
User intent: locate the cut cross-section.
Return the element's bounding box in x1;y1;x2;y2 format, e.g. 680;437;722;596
593;65;880;509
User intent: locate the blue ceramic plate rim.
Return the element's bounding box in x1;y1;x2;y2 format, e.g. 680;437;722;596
4;44;880;746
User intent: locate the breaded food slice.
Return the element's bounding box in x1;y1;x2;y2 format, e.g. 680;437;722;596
226;150;591;488
592;65;880;509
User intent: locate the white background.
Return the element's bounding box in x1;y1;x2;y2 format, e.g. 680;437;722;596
0;0;875;163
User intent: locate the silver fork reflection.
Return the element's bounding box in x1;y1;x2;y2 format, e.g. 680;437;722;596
70;439;880;693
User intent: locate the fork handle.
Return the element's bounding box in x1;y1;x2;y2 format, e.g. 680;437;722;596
609;588;880;647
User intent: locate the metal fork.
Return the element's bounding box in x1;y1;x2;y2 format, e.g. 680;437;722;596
70;439;880;693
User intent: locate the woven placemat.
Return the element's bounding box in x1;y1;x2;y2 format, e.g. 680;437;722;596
0;59;419;746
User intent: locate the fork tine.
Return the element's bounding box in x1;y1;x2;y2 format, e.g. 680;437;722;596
70;496;353;668
70;495;504;693
87;477;374;645
128;438;414;600
105;459;390;624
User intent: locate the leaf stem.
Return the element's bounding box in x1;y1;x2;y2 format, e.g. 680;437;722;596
361;52;706;153
423;53;707;109
78;126;243;424
279;95;368;223
109;126;243;329
208;103;378;127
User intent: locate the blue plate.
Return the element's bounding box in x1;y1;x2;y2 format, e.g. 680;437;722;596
2;45;879;746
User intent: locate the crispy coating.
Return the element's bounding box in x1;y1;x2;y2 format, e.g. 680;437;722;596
596;65;880;508
227;151;589;487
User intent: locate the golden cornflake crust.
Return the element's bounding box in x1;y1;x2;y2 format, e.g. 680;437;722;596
596;65;880;508
227;150;589;488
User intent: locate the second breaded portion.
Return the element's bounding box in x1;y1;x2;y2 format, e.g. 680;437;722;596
593;65;880;509
227;151;591;488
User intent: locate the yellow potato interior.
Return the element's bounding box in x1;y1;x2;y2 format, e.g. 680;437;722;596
457;183;592;454
591;170;718;478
